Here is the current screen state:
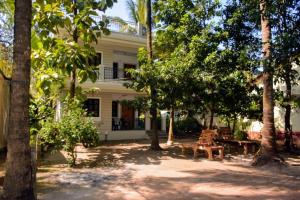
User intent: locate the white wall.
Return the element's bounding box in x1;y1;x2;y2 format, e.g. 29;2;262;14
99;130;149;141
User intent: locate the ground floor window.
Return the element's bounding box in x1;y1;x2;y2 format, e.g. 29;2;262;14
84;98;100;117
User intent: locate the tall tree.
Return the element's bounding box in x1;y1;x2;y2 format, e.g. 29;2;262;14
272;0;300;151
3;0;36;199
252;0;278;165
147;0;161;150
126;0;147;25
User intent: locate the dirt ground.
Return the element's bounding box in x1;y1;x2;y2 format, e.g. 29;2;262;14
35;139;300;200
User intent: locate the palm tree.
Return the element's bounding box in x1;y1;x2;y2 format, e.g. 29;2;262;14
146;0;161;150
70;0;79;99
126;0;147;25
252;0;278;166
3;0;36;199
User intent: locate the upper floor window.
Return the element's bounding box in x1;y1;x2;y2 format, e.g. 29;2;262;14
88;52;102;66
83;98;100;117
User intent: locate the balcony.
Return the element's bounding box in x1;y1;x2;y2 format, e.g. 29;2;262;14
95;66;132;81
93;15;146;37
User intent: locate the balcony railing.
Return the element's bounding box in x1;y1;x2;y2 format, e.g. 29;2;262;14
95;66;133;81
93;15;146;37
112;118;145;131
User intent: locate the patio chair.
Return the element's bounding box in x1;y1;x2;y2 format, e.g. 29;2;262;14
181;129;224;160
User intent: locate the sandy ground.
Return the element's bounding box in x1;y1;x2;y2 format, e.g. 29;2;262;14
36;139;300;200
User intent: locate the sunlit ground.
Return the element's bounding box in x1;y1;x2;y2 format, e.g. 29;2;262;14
35;139;300;200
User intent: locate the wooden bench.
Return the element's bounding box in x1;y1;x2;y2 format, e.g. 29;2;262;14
181;129;224;160
215;138;260;155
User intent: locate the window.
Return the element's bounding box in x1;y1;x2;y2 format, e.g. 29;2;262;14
83;99;100;117
88;52;102;66
112;101;118;117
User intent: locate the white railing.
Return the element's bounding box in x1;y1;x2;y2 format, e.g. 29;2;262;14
94;66;129;81
92;15;146;37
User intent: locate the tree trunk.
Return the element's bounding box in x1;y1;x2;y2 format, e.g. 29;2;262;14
150;107;161;150
167;107;175;145
146;0;161;150
3;0;36;199
232;116;237;133
70;0;78;99
284;68;293;151
252;0;280;166
209;109;214;130
146;0;153;61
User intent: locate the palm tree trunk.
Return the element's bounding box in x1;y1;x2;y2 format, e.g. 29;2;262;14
146;0;161;150
167;107;175;145
70;0;78;99
3;0;36;199
284;69;293;151
252;0;279;166
146;0;153;61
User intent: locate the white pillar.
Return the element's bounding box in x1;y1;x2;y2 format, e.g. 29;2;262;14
145;112;151;131
55;100;62;121
135;110;139;118
118;103;122;118
161;111;167;132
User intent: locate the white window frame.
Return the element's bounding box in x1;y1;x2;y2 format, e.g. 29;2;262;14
85;97;101;121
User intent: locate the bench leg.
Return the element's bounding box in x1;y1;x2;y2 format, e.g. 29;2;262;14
193;146;198;159
206;147;213;160
181;146;185;154
244;144;248;155
251;144;256;154
219;148;224;160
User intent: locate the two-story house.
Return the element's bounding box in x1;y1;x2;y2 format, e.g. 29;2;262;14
74;16;167;141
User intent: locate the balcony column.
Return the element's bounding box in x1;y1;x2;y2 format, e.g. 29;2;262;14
134;110;139;129
145;112;151;131
137;22;143;37
118;102;122;118
161;111;167;133
54;99;62;121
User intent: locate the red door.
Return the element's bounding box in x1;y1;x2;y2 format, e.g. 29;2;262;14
121;105;134;130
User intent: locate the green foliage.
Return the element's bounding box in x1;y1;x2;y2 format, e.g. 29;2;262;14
126;0;147;25
0;0;14;76
152;0;262;126
234;130;248;141
173;117;202;136
32;0;116;98
38;103;99;166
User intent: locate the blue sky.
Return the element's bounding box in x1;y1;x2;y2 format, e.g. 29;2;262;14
105;1;130;21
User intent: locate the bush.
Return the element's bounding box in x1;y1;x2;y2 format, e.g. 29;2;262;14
173;117;202;136
39;103;99;166
234;130;248;141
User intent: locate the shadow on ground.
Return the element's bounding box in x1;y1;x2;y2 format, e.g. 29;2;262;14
37;139;300;200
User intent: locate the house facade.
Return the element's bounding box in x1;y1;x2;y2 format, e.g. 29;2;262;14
76;17;167;141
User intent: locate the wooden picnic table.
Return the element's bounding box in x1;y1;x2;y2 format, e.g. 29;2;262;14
215;139;260;155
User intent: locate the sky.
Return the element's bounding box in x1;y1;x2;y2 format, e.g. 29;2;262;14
105;1;131;21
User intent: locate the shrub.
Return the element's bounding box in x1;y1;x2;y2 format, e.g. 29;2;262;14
234;129;248;141
39;102;99;166
173;117;202;136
